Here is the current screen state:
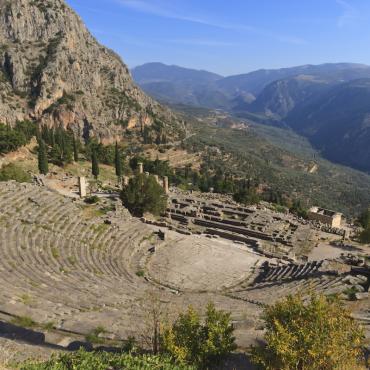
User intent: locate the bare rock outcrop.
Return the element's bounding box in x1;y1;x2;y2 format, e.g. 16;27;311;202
0;0;184;142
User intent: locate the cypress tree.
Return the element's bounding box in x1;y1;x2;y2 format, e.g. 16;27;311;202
115;142;122;179
91;149;99;179
38;139;49;175
73;135;79;162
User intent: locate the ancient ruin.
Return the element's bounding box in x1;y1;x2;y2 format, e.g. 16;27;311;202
0;182;368;354
308;206;342;228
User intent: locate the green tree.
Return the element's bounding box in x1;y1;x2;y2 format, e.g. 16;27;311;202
91;149;99;179
358;208;370;228
115;141;123;179
162;303;236;368
37;139;49;175
121;174;167;217
289;199;308;219
359;227;370;243
0;163;31;183
233;180;260;205
73;135;79;162
251;294;365;370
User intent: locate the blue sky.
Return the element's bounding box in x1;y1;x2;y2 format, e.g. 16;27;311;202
66;0;370;76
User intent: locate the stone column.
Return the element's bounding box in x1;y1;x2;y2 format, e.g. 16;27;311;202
154;175;159;184
163;176;169;194
138;163;144;174
78;176;87;198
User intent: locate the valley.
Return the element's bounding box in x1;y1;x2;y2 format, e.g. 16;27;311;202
133;62;370;173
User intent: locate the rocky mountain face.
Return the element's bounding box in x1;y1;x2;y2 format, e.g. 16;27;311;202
245;76;333;119
0;0;183;143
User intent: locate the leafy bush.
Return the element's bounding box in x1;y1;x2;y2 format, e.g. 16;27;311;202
121;174;167;217
0;121;37;154
21;349;195;370
84;196;99;204
0;163;31;183
162;303;236;368
251;294;365;370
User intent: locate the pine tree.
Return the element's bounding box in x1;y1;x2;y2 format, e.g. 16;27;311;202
91;149;99;179
38;139;49;175
115;142;122;179
73;135;79;162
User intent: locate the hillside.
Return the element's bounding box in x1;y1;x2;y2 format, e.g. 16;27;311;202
217;63;370;97
172;106;370;216
286;79;370;172
132;62;230;108
243;75;332;119
0;0;183;143
133;62;370;112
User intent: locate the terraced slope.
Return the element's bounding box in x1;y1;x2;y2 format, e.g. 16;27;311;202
0;182;367;349
0;182;261;347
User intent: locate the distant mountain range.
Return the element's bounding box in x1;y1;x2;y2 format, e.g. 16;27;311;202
132;62;370;172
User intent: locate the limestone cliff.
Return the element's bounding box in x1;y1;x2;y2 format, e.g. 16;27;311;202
0;0;184;142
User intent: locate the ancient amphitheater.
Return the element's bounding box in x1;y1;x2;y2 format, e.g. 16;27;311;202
0;181;368;351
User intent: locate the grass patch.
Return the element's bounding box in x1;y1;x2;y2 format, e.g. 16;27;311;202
11;315;36;328
67;256;77;265
19;294;33;305
42;321;55;331
343;286;359;301
51;247;59;259
81;205;105;220
91;223;109;236
136;270;145;277
85;326;107;344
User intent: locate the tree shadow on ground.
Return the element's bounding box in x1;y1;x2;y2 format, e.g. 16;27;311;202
0;320;91;351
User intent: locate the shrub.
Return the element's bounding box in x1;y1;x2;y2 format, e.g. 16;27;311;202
162;303;236;368
85;326;106;344
0;163;31;183
251;294;365;370
0;121;37;154
121;174;167;217
84;196;99;204
21;349;195;370
11;315;36;328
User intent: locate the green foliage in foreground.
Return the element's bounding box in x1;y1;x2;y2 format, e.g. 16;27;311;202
21;350;195;370
162;303;236;368
251;294;365;370
0;163;32;183
121;174;167;217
